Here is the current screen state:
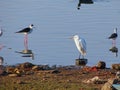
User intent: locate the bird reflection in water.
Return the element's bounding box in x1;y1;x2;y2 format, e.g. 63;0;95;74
0;56;4;74
109;46;118;57
15;42;34;60
108;28;118;57
77;0;93;10
16;49;34;60
0;27;5;51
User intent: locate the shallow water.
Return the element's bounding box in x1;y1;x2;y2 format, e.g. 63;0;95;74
0;0;120;67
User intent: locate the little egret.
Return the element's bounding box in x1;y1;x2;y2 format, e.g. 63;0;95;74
72;35;86;59
15;24;34;49
108;28;118;46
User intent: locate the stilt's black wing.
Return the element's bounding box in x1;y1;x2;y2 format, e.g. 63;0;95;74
16;27;30;33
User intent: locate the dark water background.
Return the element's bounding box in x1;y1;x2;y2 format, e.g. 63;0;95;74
0;0;120;67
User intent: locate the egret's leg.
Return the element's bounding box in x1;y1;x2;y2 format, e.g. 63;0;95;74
82;55;84;59
79;54;81;59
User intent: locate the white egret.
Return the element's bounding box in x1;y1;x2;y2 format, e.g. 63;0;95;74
72;35;86;59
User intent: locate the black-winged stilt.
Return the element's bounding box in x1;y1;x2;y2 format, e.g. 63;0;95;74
0;27;3;37
108;28;118;46
15;24;34;49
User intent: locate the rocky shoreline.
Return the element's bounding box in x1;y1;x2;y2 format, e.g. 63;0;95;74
0;62;120;90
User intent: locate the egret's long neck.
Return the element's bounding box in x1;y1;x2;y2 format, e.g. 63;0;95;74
0;30;2;34
74;38;80;50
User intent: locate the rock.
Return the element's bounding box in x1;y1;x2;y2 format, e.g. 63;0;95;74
15;80;26;84
90;76;99;82
116;71;120;79
83;76;107;84
32;65;39;71
75;59;88;66
18;62;35;69
51;70;60;74
112;64;120;70
25;71;34;75
14;68;20;74
51;65;57;69
6;66;15;74
0;65;4;75
85;76;100;84
96;61;106;69
8;74;18;77
14;68;24;76
101;78;118;90
38;65;51;70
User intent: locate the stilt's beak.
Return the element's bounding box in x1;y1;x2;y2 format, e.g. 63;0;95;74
33;26;36;29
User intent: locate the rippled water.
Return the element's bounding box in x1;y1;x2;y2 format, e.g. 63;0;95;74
0;0;120;67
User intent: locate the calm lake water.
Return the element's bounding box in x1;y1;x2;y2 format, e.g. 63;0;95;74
0;0;120;67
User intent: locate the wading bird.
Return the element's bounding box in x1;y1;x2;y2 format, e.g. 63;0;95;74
72;35;86;59
0;27;3;37
108;28;118;46
15;24;34;49
0;56;4;65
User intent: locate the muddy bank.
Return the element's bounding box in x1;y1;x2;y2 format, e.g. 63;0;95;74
0;62;120;90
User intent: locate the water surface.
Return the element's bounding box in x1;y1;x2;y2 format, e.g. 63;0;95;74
0;0;120;67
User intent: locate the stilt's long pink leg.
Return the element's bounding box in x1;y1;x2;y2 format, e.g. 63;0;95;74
112;40;116;47
114;40;116;46
24;34;28;50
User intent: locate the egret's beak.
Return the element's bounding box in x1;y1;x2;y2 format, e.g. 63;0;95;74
68;37;72;39
0;28;5;32
69;36;74;39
